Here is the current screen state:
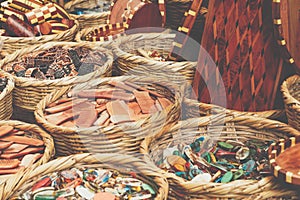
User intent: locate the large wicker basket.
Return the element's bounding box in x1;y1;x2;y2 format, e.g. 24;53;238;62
35;75;182;156
0;120;54;189
141;114;300;199
64;0;110;29
5;153;168;200
0;71;14;120
0;19;79;58
0;42;113;111
192;0;298;112
281;75;300;131
113;33;197;86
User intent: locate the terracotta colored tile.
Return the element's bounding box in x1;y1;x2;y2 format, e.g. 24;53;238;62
45;98;88;114
12;131;25;136
0;166;24;175
60;120;76;128
93;110;110;126
106;100;133;124
0;141;13;150
133;90;157;114
95;104;106;114
0;147;44;159
0;159;20;169
74;109;98;128
124;81;163;98
45;111;77;125
4;143;29;153
0;136;44;146
96;98;109;105
47;97;73;108
157;97;172;109
128;102;141;115
76;89;124;98
0;126;14;137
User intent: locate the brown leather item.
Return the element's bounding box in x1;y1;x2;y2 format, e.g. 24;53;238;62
5;14;35;37
0;159;20;169
39;22;52;35
0;166;25;175
157;97;172;109
106;100;133;124
133;90;157;114
0;141;13;150
4;143;29;153
45;98;88;114
275;143;300;176
0;147;44;159
0;135;44;146
0;125;14;137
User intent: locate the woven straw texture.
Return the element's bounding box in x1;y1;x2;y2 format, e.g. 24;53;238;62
0;20;79;57
182;98;286;121
0;120;54;195
6;153;168;200
0;71;14;120
0;42;113;111
141;114;300;199
113;33;197;86
34;75;182;156
64;0;110;29
193;0;294;112
281;75;300;131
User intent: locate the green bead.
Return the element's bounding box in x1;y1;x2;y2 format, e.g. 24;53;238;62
173;150;181;156
34;195;56;200
218;142;234;150
221;171;233;183
233;169;244;180
142;183;156;195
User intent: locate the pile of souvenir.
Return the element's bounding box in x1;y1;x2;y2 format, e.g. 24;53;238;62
3;46;108;80
0;123;50;176
19;167;156;199
156;136;272;183
43;80;173;128
0;76;8;93
0;0;75;37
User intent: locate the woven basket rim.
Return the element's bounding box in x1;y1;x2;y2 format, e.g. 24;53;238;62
140;114;300;197
0;19;79;43
7;153;168;200
70;11;109;19
281;75;300;106
0;71;14;101
0;120;54;193
0;41;113;87
34;75;183;135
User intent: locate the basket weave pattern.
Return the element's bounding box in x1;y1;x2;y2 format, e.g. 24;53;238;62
281;75;300;131
0;72;14;120
141;114;300;199
0;42;113;111
7;153;168;200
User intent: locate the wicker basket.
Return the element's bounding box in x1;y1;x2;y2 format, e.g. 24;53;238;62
0;71;14;120
34;75;182;156
113;33;197;86
141;114;300;199
0;41;113;111
5;153;168;200
64;0;110;29
192;0;297;112
0;19;79;57
281;75;300;131
0;120;54;189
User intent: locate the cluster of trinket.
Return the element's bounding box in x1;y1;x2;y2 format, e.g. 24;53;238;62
0;76;8;92
0;0;75;37
3;46;107;80
0;125;45;175
157;136;273;183
70;2;111;15
20;167;156;200
147;51;166;62
44;80;173;128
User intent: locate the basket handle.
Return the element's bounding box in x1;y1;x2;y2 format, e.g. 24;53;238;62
167;0;205;61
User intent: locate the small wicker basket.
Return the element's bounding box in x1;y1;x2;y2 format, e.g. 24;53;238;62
5;153;168;200
281;75;300;131
0;19;79;58
0;41;113;111
113;33;197;86
64;0;110;29
0;71;14;120
0;120;54;193
141;114;300;199
34;75;182;156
